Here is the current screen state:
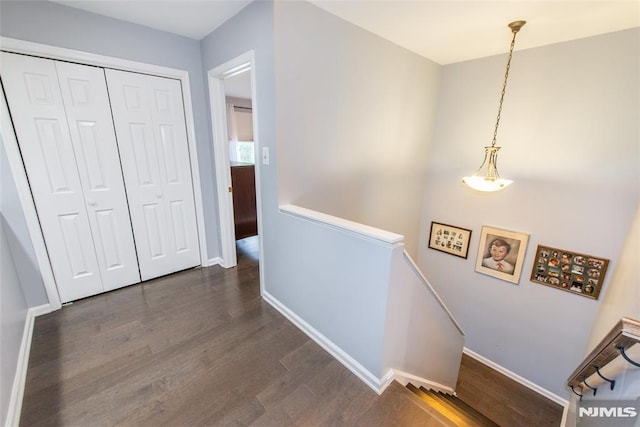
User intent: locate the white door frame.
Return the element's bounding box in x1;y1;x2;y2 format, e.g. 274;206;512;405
0;36;210;309
207;51;263;271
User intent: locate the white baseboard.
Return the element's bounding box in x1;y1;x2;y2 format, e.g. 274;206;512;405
378;369;396;392
6;303;52;427
262;291;385;394
205;257;223;267
389;369;455;395
463;347;569;408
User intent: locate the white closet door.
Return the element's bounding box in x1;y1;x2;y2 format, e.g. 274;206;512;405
1;52;102;302
105;69;200;280
55;61;141;292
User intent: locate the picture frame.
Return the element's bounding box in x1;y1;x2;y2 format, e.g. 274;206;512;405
530;245;609;300
475;226;529;284
428;221;472;259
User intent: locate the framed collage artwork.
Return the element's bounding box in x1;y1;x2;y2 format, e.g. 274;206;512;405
530;245;609;299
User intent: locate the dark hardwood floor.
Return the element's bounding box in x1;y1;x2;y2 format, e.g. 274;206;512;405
20;237;452;426
455;354;564;426
20;236;563;426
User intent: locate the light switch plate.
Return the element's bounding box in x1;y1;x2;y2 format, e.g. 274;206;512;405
262;147;270;165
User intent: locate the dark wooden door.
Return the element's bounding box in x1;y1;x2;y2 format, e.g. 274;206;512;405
230;163;258;240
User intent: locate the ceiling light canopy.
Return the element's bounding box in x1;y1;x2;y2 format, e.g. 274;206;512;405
463;20;526;192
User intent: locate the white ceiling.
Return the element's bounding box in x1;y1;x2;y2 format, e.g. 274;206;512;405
224;69;252;99
51;0;254;40
51;0;639;64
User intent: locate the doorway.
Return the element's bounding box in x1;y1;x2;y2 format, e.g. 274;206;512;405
208;51;263;286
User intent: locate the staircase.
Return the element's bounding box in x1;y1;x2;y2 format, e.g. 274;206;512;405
406;383;498;427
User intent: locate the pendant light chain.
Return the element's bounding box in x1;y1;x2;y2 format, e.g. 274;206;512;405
491;29;519;148
463;20;525;192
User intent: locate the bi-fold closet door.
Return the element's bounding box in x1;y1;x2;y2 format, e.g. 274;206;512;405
105;69;200;281
1;52;200;303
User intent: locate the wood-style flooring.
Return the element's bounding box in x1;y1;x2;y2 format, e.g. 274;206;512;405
20;237;450;426
20;236;563;426
455;354;563;426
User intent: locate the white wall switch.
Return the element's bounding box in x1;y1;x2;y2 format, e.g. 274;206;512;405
262;147;270;165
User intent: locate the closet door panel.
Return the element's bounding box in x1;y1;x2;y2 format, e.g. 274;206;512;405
150;77;199;261
107;76;171;278
0;52;102;302
55;61;141;291
105;69;199;280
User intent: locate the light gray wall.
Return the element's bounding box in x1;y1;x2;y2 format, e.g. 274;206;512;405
0;139;47;306
274;1;440;257
584;203;640;402
417;28;639;398
0;220;29;427
201;0;401;377
271;213;395;376
383;247;464;389
200;0;279;281
0;139;33;426
586;204;639;350
0;0;221;259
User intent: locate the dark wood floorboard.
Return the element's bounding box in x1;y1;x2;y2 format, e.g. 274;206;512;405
455;354;564;427
20;236;448;427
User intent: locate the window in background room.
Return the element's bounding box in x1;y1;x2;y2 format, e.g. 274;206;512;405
233;106;254;164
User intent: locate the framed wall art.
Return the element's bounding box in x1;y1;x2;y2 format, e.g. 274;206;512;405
428;222;472;259
475;226;529;284
530;245;609;300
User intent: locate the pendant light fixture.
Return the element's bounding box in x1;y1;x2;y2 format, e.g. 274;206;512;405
462;20;526;192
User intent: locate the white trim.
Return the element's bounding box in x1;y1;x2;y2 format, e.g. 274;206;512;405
560;400;570;427
207;51;258;269
247;55;266;299
179;73;209;269
207;50;267;298
463;347;569;407
263;291;384;394
378;369;396;392
206;257;224;267
387;369;455;395
207;62;237;269
1;37;189;79
279;204;405;245
0;36;210;301
6;304;52;427
0;88;62;311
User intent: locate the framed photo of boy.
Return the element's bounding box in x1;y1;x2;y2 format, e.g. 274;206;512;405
475;226;529;284
428;222;472;259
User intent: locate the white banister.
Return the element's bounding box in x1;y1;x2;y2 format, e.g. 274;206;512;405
280;204;404;245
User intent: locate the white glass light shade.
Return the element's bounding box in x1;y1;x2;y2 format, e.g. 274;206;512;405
462;146;513;192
